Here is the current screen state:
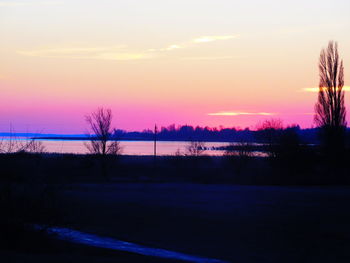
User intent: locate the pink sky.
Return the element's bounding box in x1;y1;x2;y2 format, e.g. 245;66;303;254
0;0;349;133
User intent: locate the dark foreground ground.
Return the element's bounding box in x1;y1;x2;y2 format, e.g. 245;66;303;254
1;154;350;262
59;183;350;263
1;238;182;263
3;183;350;263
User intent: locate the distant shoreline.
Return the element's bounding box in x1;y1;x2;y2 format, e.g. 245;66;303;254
0;133;242;143
33;136;237;143
0;126;326;144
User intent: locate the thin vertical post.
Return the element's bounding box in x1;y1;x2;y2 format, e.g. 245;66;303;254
154;124;157;163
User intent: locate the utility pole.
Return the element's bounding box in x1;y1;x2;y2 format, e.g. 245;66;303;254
154;124;157;163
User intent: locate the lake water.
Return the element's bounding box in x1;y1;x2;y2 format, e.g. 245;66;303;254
37;140;230;156
1;138;268;156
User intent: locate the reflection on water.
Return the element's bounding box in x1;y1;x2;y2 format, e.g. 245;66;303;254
47;227;228;263
0;137;267;156
31;140;232;156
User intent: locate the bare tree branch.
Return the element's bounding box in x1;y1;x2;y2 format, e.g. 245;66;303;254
314;41;346;129
85;108;121;155
186;141;206;156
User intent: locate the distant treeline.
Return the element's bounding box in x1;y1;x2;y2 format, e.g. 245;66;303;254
5;125;349;144
113;125;333;144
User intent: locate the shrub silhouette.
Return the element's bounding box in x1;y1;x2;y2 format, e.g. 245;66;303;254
85;107;121;155
186;141;206;156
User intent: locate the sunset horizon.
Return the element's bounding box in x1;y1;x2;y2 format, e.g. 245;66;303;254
1;0;349;133
2;2;350;262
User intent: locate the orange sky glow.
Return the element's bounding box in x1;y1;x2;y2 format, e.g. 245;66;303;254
0;0;349;133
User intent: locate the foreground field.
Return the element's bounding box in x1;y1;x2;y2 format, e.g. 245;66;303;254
56;183;350;262
1;154;350;262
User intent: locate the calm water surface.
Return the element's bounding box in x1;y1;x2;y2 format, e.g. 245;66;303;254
40;140;230;155
1;138;267;156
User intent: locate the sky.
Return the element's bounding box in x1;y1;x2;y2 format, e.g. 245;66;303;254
0;0;350;133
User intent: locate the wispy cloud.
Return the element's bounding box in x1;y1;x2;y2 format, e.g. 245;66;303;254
181;56;236;61
17;34;238;61
148;34;239;53
17;46;150;61
91;53;149;61
192;35;237;43
162;45;183;51
208;111;276;116
301;86;350;92
0;1;61;7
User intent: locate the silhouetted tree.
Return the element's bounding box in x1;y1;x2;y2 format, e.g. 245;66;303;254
257;119;283;131
85;108;121;155
314;41;346;152
256;119;283;157
276;125;301;160
111;124;320;144
22;139;46;153
186;141;206;156
0;125;46;154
